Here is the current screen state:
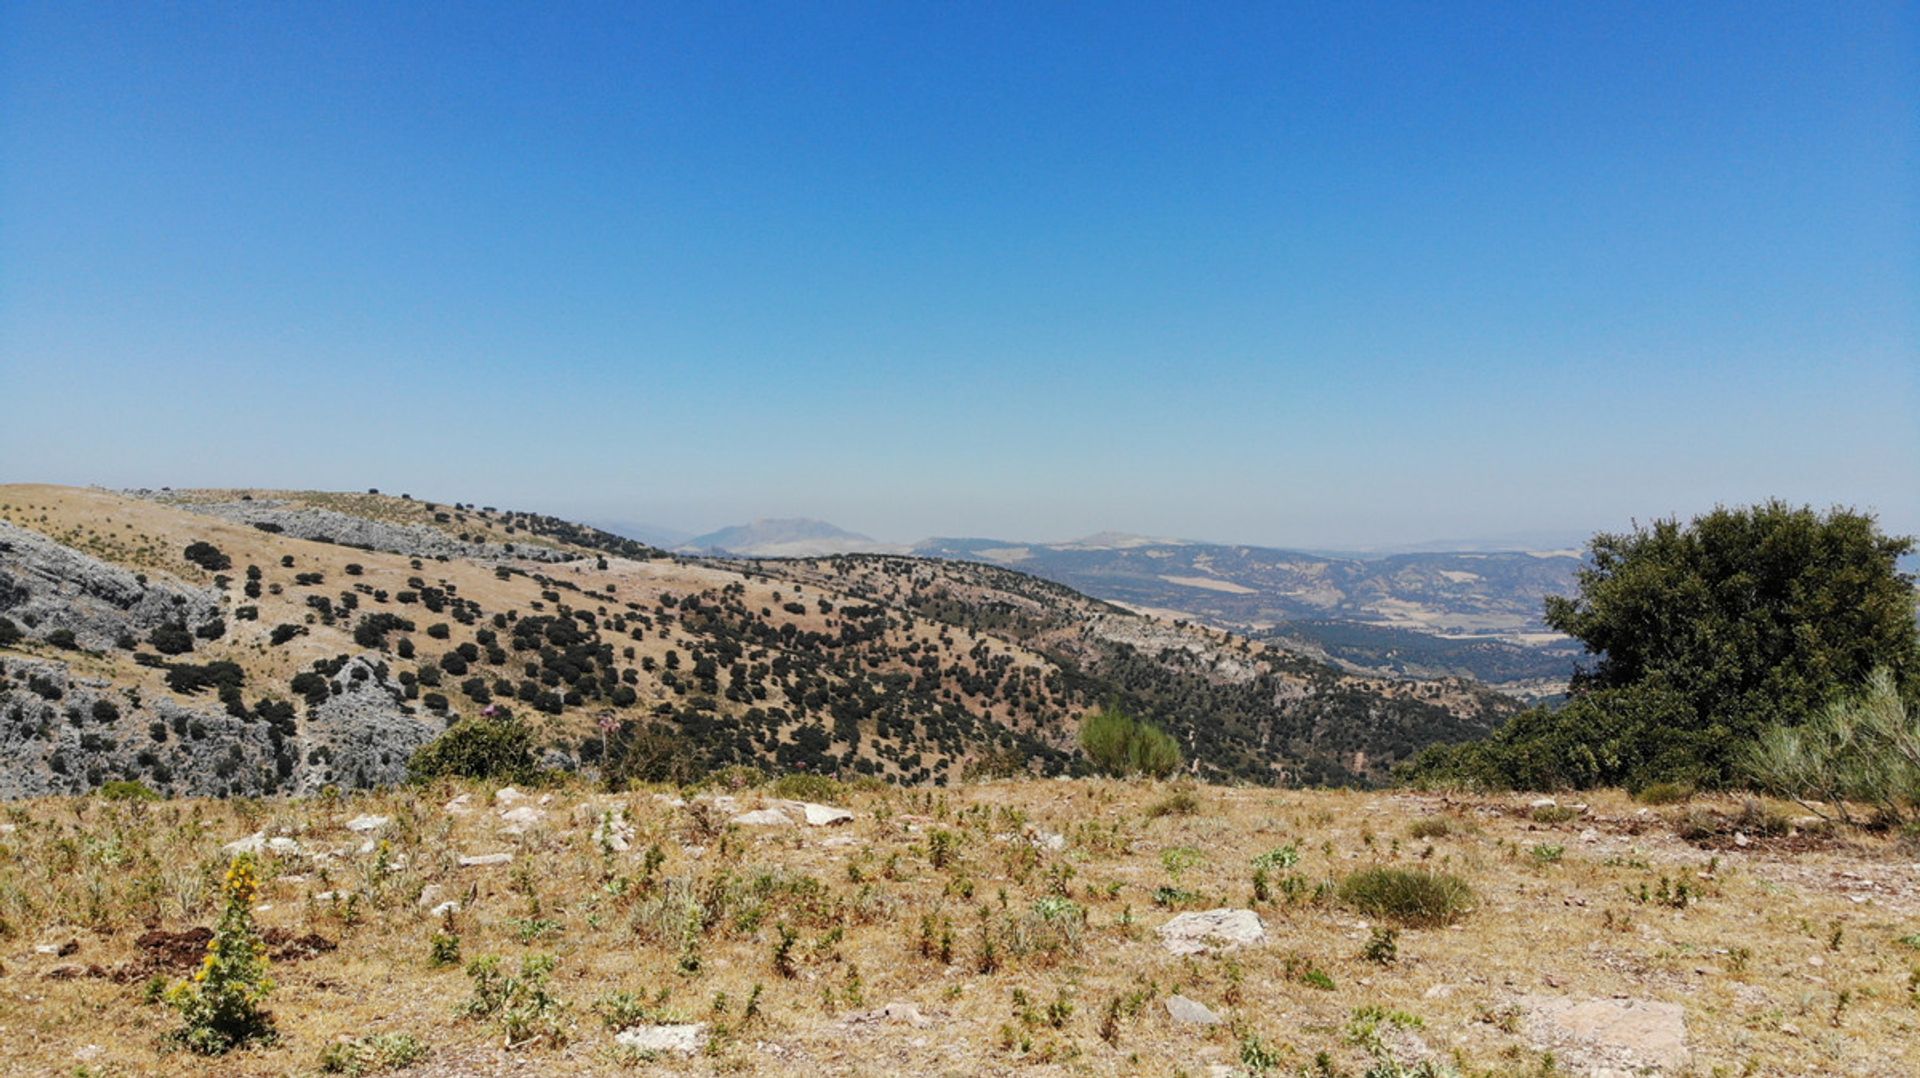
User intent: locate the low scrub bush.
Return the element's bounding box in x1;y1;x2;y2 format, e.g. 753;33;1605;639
1338;867;1474;927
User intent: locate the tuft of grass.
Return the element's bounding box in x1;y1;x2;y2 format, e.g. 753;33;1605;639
1144;788;1200;818
1634;781;1694;805
318;1033;428;1075
1406;816;1453;839
1338;867;1474;927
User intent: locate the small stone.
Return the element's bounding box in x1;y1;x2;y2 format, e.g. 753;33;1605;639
416;884;446;909
345;814;391;833
431;900;462;917
614;1023;709;1055
1164;994;1223;1025
1529;798;1558;809
1423;984;1458;1000
459;852;513;867
847;1001;931;1027
1733;832;1750;848
1806;955;1825;968
1029;829;1067;852
444;794;475;815
494;787;527;806
733;808;792;826
267;836;303;855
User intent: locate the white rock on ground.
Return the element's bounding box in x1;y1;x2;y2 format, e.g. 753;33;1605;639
733;808;792;826
1518;995;1690;1073
266;837;303;855
1157;909;1267;956
223;832;267;856
445;794;474;815
845;1001;931;1027
345;814;390;833
416;884;446;910
614;1023;709;1054
1164;995;1223;1024
498;805;548;833
494;787;527;806
459;852;513;867
801;802;854;826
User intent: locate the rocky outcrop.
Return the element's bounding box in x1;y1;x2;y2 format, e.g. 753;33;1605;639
292;654;439;794
0;520;223;650
0;652;436;799
0;657;280;798
134;496;573;563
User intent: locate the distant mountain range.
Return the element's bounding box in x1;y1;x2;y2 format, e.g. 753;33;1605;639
678;518;907;558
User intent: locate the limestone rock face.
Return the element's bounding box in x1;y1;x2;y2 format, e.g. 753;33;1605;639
0;519;223;651
1156;908;1266;955
0;656;282;799
291;655;436;795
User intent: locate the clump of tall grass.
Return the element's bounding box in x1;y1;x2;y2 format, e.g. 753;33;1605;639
1337;867;1474;927
1743;668;1920;825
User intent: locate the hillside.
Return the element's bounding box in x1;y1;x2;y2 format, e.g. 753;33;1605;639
0;777;1913;1076
0;486;1516;798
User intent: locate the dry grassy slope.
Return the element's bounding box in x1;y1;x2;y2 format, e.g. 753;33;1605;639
0;779;1914;1076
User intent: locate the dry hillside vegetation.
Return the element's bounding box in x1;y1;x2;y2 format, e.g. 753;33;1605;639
1;779;1916;1075
0;485;1515;792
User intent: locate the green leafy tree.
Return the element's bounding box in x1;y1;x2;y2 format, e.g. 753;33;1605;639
1414;502;1918;789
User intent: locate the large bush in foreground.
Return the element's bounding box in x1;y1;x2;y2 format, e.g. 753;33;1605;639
1079;705;1182;778
1412;502;1918;790
409;708;538;784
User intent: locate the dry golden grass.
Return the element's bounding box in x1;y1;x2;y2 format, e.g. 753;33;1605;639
1;779;1916;1076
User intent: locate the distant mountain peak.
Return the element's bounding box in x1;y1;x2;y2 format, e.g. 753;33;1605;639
681;518;901;557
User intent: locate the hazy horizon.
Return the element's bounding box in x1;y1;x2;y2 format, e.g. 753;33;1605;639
4;4;1915;547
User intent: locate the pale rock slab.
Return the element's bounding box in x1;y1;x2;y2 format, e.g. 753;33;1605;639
615;1023;709;1054
1157;909;1266;956
1164;995;1223;1024
1519;995;1689;1074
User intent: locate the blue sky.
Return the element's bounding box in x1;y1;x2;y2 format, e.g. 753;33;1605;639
2;2;1914;548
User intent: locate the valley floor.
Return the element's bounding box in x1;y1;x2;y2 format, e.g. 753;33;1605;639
1;779;1916;1077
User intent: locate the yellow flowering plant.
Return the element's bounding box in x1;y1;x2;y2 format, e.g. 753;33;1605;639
163;853;276;1053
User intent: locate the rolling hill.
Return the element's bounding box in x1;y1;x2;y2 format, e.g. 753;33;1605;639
0;485;1517;798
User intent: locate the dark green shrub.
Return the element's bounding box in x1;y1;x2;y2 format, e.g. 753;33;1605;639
408;710;537;783
183;541;232;572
